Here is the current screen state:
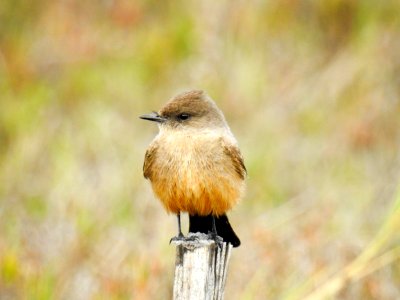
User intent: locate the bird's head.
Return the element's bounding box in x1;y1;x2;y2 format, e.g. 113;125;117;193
140;90;227;132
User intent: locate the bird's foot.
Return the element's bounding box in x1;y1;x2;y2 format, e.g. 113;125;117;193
185;232;202;242
169;232;185;244
208;231;224;248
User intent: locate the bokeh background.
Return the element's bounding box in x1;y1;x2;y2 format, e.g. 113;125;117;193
1;0;400;299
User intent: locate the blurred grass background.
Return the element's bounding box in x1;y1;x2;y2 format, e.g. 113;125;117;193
1;0;400;299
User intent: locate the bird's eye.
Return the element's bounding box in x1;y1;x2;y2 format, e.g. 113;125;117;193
177;113;190;121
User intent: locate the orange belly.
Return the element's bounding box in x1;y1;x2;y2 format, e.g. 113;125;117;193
146;132;245;216
150;170;244;216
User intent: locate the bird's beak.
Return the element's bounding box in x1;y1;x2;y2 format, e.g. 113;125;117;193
139;112;167;123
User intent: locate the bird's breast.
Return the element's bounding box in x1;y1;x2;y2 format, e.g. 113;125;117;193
148;132;244;215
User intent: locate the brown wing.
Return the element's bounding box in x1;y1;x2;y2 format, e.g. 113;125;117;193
222;139;247;180
143;143;158;179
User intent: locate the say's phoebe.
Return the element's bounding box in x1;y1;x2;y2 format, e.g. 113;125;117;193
140;90;246;247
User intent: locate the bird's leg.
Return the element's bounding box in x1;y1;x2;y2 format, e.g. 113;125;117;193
177;212;184;238
170;212;185;243
211;215;217;238
209;215;223;247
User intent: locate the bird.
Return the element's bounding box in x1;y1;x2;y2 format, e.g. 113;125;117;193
140;90;246;247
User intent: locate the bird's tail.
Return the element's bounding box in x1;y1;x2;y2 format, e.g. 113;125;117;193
189;214;241;247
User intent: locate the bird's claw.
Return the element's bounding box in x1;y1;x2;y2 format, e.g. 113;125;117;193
170;233;185;244
208;231;224;248
185;233;201;242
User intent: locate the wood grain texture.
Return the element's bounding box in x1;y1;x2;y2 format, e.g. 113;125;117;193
172;233;232;300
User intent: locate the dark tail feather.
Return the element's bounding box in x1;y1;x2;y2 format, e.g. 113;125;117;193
189;214;241;247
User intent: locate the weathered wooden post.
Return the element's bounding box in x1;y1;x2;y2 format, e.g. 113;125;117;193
172;233;233;300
